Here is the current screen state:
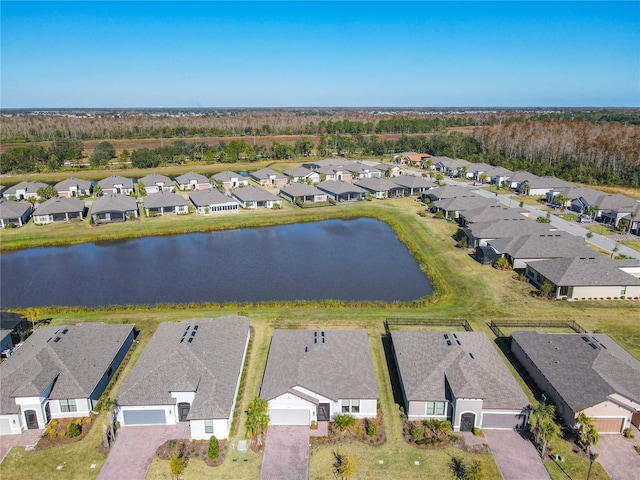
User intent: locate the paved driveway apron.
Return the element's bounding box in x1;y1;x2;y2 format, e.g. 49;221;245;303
0;429;43;463
482;430;550;480
593;433;640;480
98;424;189;480
260;426;310;480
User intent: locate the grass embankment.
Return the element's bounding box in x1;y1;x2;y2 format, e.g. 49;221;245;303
1;200;636;480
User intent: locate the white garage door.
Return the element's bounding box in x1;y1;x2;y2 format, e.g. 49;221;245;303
268;409;310;426
123;409;167;425
0;417;13;435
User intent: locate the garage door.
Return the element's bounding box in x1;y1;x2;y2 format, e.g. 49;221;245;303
268;409;310;426
594;417;624;433
482;413;527;430
0;417;12;435
123;409;167;425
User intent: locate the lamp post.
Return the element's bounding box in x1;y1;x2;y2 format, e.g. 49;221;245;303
586;451;598;480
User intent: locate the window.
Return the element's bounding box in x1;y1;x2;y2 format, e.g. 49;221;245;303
341;400;350;413
205;420;214;434
426;401;446;416
59;399;77;413
341;400;360;414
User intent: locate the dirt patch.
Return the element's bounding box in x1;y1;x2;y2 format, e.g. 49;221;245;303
156;438;229;467
36;414;97;450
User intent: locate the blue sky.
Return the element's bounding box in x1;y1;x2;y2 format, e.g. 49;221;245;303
1;1;639;108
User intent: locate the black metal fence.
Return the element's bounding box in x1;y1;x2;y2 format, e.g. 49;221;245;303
489;319;587;337
385;317;473;333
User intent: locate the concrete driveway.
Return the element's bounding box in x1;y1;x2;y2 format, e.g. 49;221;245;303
482;430;550;480
593;433;640;480
0;429;43;463
97;423;189;480
260;426;310;480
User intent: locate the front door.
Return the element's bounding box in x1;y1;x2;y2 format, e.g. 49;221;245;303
25;410;38;429
317;403;330;422
460;413;475;432
178;403;190;422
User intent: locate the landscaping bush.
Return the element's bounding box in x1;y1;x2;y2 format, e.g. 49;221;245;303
331;413;357;432
208;436;219;460
364;417;378;437
67;422;81;438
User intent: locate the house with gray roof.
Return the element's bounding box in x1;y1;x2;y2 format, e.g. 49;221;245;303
432;196;498;220
525;255;640;300
249;168;288;188
302;157;352;170
507;171;539;190
457;205;528;227
519;176;573;196
211;170;248;191
283;166;321;184
422;185;474;202
343;162;382;180
433;157;471;176
232;185;282;209
91;194;138;224
600;201;640;235
373;163;402;177
280;183;328;204
2;181;49;201
483;166;514;186
0;200;32;228
391;331;530;431
260;329;379;426
97;175;135;195
138;173;175;194
189;189;239;214
32;197;86;225
316;180;367;202
511;331;640;433
143;191;189;216
0;323;134;435
55;177;93;198
315;165;353;183
392;175;436;195
488;232;593;270
354;177;405;198
116;317;250;440
175;172;209;191
463;218;554;248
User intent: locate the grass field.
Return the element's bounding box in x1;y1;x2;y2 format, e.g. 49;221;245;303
1;197;636;480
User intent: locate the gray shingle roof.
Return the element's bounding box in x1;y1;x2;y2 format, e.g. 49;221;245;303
189;189;237;207
175;172;208;185
484;166;514;177
139;173;173;187
316;180;367;196
212;170;243;182
0;323;133;414
280;183;325;197
284;166;314;177
488;233;592;259
511;331;640;412
459;205;528;224
116;317;250;420
0;200;31;219
433;196;498;212
232;185;280;202
354;178;401;193
260;330;379;402
3;181;49;196
91;194;138;214
527;256;640;287
465;218;552;240
391;331;528;410
55;177;93;192
423;185;474;201
34;197;85;216
391;175;436;190
509;171;540;183
97;175;134;189
524;176;573;190
143;191;188;209
249;168;286;181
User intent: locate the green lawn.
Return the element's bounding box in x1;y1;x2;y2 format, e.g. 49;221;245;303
2;197;638;480
621;239;640;252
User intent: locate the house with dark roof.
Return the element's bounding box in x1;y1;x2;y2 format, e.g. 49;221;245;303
422;185;474;202
116;317;250;440
392;175;436;195
302;157;350;170
373;163;402;177
0;200;32;228
91;194;138;224
249;168;288;188
32;197;86;225
211;170;248;191
232;185;282;209
600;202;640;235
483;166;514;186
391;331;530;431
432;196;498;220
519;176;573;196
189;189;239;214
260;329;379;426
97;175;135;195
142;192;189;216
463;218;553;248
280;183;328;204
315;165;353;183
433;157;471;176
55;177;93;198
511;331;640;433
138;174;175;194
354;178;405;199
316;180;367;202
343;162;382;180
457;205;527;227
507;171;539;190
283;166;321;184
524;256;640;300
175;172;209;191
2;181;49;200
0;323;134;435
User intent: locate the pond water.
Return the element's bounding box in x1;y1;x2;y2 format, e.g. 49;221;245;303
0;218;433;308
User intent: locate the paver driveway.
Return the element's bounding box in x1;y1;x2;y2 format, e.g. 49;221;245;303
593;433;640;480
97;423;189;480
260;426;310;480
0;429;43;463
482;430;550;480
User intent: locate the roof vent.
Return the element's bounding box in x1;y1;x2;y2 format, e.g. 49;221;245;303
194;325;199;330
446;340;452;346
469;353;475;359
589;343;598;350
444;334;449;340
314;337;317;344
186;325;190;331
191;331;196;337
452;333;458;339
314;331;318;337
456;340;461;346
322;337;325;344
62;329;68;334
188;337;193;344
321;331;325;337
180;338;184;344
183;331;188;337
55;329;60;334
305;346;308;352
54;337;61;343
582;336;590;342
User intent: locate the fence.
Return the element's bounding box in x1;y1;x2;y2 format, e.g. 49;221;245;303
488;319;587;337
385;318;472;333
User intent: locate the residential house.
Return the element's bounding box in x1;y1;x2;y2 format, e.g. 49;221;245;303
116;317;250;440
280;183;328;204
232;185;282;209
249;168;288;188
343;162;382;180
518;176;573;196
397;152;432;168
138;174;175;194
507;171;539;190
0;313;28;354
483;166;514;186
422;185;475;202
511;331;640;432
143;192;189;216
391;331;530;431
354;178;405;199
373;163;402;177
302;158;351;170
457;205;527;227
601;202;640;235
189;189;239;214
211;170;249;191
283;167;321;184
1;330;14;354
97;175;135;196
432;196;498;220
463;218;553;248
0;200;32;228
469;163;494;182
2;181;49;200
32;197;85;225
55;177;93;198
175;172;210;191
0;323;134;435
545;186;598;209
91;194;139;224
524;256;640;300
316;180;367;202
391;175;436;195
260;329;379;426
433;157;472;177
315;165;353;183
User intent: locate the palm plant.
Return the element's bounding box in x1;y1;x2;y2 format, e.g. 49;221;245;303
577;412;600;454
245;397;269;447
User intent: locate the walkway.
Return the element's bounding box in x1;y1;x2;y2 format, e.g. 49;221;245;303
260;425;318;480
0;429;43;463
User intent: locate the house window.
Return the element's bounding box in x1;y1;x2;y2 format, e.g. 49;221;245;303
59;399;77;413
621;286;627;296
426;401;446;416
205;420;214;434
341;400;360;414
341;400;350;413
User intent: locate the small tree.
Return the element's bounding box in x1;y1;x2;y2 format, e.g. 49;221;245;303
37;185;57;200
577;413;600;454
331;413;357;432
169;447;187;480
540;281;554;298
246;397;269;447
208;435;219;460
449;456;482;480
93;185;103;197
538;417;558;458
332;450;356;479
67;422;82;438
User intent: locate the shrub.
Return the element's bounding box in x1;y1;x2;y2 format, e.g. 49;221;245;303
364;418;379;437
624;427;634;439
208;436;219;460
85;417;92;425
59;431;66;438
67;422;82;438
47;427;57;440
331;413;357;432
493;257;510;270
537;216;551;223
167;439;177;448
472;427;481;436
